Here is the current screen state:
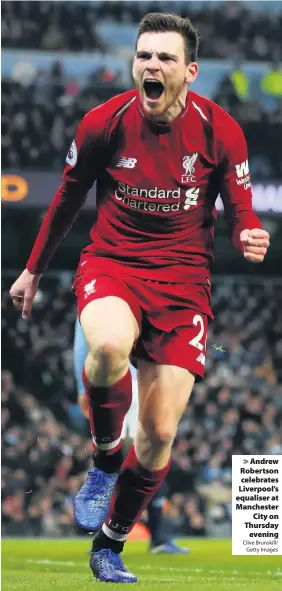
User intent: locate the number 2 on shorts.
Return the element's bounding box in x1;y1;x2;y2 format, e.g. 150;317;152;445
189;314;206;351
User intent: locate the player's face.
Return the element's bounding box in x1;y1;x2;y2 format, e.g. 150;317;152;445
133;31;198;121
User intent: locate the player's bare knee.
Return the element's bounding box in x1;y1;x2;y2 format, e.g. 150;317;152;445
86;340;130;386
143;419;176;447
91;339;127;365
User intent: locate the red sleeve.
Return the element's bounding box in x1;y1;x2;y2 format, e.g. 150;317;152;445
26;110;107;274
219;122;262;253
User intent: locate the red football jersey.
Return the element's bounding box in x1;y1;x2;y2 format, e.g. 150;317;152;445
27;89;261;282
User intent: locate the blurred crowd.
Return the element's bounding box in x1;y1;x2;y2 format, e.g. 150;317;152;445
2;1;282;61
2;64;124;170
2;275;282;537
2;0;106;52
214;64;282;180
2;1;282;177
2;60;281;178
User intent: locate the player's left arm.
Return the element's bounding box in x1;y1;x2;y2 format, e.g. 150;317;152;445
219;124;270;263
73;317;89;419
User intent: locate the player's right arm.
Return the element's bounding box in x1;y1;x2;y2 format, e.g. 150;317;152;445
10;109;107;318
73;317;90;419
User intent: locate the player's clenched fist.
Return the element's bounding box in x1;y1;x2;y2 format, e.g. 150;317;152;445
9;268;42;319
240;228;270;263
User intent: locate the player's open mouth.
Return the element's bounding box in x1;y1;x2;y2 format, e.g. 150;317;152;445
143;79;164;101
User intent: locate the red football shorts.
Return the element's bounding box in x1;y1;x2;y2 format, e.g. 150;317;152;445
73;256;212;381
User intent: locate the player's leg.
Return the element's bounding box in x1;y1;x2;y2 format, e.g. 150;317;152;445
136;362;195;466
119;363;190;554
73;281;140;530
90;363;194;581
90;309;207;580
81;298;138;459
102;362;195;529
74;298;139;454
73;326;188;555
121;364;167;550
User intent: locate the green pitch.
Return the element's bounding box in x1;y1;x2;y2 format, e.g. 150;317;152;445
2;538;282;590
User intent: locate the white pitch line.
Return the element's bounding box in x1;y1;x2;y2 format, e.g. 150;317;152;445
26;559;78;566
139;566;282;576
25;560;282;577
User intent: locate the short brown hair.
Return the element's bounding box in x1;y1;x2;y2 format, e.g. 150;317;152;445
136;12;199;63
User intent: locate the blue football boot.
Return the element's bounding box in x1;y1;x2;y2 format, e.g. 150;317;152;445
74;467;118;530
90;548;137;583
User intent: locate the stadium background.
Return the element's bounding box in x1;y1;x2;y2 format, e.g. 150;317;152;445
2;0;282;541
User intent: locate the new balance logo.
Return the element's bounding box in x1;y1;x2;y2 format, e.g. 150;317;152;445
196;352;206;366
235;160;249;178
117;157;137;169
